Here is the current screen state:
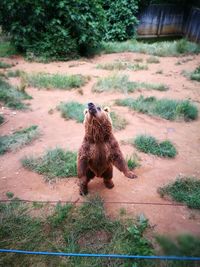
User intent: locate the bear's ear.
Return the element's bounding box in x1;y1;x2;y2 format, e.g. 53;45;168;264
103;106;110;113
84;109;88;115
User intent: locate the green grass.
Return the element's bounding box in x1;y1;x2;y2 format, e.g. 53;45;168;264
21;147;77;181
0;115;4;124
57;101;128;131
0;41;17;57
146;56;160;64
27;72;89;90
183;66;200;82
0;61;13;69
126;153;141;170
133;135;177;158
58;101;86;123
7;69;24;77
0;195;154;267
0;125;39;155
92;74;168;93
0;77;32;109
102;39;200;57
116;96;198;121
6;192;14;199
96;61;148;71
158;177;200;209
0;196;199;267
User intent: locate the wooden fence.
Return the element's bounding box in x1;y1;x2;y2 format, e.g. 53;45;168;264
137;5;200;43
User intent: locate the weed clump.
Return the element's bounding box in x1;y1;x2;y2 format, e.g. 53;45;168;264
27;73;88;90
21;148;77;181
158;177;200;209
92;74;168;93
57;101;85;123
0;125;39;155
133;135;177;158
0;61;13;68
0;77;31;109
116;96;198;121
126;153;140;169
146;56;160;63
183;66;200;82
96;61;148;71
7;69;24;77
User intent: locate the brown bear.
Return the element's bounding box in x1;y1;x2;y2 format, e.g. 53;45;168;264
77;102;137;195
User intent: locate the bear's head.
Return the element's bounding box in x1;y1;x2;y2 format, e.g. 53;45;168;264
84;102;112;143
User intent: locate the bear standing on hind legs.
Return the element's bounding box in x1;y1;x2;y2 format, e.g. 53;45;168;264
77;102;137;195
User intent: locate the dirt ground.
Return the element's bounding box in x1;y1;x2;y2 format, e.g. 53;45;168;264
1;52;200;237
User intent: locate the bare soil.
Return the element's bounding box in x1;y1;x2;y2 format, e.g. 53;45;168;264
1;52;200;237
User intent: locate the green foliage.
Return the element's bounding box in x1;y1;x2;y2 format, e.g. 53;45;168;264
0;0;105;60
0;77;31;109
184;66;200;82
0;125;39;155
6;192;14;199
0;41;16;57
21;148;77;181
126;153;140;169
158;177;200;209
102;39;200;56
0;61;13;69
0;196;155;267
96;61;148;71
133;135;177;158
93;74;168;93
57;101;85;123
103;0;139;41
116;96;198;121
0;115;4;124
7;69;23;77
27;73;88;90
110;111;128;131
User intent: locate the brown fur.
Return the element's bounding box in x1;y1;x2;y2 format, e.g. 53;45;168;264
77;105;137;195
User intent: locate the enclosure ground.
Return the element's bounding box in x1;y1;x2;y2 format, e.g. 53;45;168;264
0;52;200;237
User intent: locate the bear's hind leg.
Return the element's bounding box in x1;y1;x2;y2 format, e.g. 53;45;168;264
80;169;95;196
102;165;114;189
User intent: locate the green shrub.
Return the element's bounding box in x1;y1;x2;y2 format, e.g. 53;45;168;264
116;96;198;121
103;0;139;41
0;0;105;59
93;74;168;93
21;148;77;181
0;125;39;155
126;153;140;169
0;41;17;57
0;77;31;109
7;69;23;77
134;135;177;158
58;101;85;123
184;66;200;82
27;73;88;89
158;177;200;209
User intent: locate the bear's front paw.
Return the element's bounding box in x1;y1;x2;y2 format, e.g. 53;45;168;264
125;171;137;179
80;184;88;196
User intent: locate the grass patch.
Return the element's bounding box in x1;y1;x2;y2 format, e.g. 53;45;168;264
96;61;148;71
58;101;127;131
7;69;24;77
146;56;160;64
126;153;141;170
27;72;88;90
6;192;14;199
92;74;168;93
0;196;154;267
0;77;32;109
0;41;17;57
0;115;4;124
57;101;85;123
0;125;39;155
0;61;13;69
183;66;200;82
158;177;200;209
133;135;177;158
116;96;198;121
21;147;77;181
102;39;200;57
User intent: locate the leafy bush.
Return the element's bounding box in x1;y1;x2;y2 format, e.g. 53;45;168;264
158;176;200;209
134;135;177;158
0;0;105;59
103;0;139;41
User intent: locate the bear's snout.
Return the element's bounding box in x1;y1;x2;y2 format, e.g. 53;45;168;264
88;102;97;116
